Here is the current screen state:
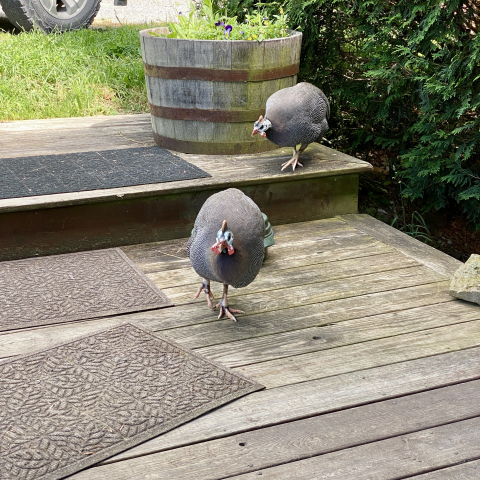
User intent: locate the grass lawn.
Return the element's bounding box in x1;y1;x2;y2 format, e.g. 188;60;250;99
0;24;156;121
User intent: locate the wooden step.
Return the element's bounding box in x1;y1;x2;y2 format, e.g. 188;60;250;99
0;114;371;260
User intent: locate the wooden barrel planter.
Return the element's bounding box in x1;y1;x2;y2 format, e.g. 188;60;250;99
140;29;302;155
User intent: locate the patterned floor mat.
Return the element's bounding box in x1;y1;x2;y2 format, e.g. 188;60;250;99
0;248;171;332
0;324;264;480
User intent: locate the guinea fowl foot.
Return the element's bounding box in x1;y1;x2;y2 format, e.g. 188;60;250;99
194;279;215;308
281;156;303;171
281;145;307;172
216;285;244;322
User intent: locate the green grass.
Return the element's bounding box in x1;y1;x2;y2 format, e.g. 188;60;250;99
0;24;157;121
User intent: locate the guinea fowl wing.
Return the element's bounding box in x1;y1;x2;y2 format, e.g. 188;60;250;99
265;82;330;147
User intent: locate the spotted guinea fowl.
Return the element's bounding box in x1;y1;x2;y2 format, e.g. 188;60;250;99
252;82;330;171
187;188;265;322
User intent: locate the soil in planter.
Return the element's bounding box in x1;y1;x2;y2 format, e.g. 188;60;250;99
357;149;480;262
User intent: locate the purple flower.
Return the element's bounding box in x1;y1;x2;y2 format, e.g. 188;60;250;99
178;11;182;15
225;24;232;38
215;21;225;27
263;17;267;20
240;30;244;35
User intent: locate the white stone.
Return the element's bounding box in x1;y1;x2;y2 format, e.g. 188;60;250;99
448;254;480;305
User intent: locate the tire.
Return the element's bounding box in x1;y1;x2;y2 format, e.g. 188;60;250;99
0;0;101;33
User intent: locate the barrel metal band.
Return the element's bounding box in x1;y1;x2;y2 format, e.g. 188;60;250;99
153;133;277;155
143;62;299;82
149;103;264;123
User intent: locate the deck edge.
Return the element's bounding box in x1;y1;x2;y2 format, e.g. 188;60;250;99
338;214;462;278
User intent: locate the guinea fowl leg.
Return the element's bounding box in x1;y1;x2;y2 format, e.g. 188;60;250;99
216;284;244;322
194;278;215;308
281;143;308;172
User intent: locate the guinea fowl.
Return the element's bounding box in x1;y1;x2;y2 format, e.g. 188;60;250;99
252;82;330;171
187;188;265;322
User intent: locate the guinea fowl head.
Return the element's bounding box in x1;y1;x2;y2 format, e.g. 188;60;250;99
211;220;235;256
252;115;272;137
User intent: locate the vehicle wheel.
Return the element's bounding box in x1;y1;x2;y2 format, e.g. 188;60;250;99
0;0;101;33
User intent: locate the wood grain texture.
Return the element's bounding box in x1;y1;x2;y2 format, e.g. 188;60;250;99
237;318;480;387
408;460;480;479
160;251;422;305
339;214;462;277
140;30;302;153
167;283;452;348
230;417;480;479
0;172;361;261
100;347;480;462
196;300;480;367
122;218;357;273
162;265;446;313
145;237;394;287
71;380;480;479
0;282;451;360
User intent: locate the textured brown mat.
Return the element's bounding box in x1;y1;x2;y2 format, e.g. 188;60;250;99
0;324;264;480
0;248;171;332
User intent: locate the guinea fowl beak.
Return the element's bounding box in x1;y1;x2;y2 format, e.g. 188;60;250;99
251;128;259;136
211;238;235;255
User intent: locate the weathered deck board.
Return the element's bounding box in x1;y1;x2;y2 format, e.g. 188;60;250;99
146;241;398;287
1;217;476;480
160;251;422;304
71;380;480;479
229;417;480;479
159;267;446;321
166;283;453;348
0;267;448;361
196;300;480;366
0;282;451;359
99;347;480;463
409;460;480;479
123;219;378;275
339;213;462;277
237;319;480;387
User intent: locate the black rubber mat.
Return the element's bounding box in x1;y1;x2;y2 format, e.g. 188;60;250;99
0;323;264;480
0;147;211;199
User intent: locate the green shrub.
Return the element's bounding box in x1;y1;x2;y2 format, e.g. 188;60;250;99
219;0;480;230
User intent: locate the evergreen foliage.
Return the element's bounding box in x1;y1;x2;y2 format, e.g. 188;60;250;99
219;0;480;230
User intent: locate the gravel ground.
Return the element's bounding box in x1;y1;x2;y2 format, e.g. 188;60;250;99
93;0;191;25
0;0;192;26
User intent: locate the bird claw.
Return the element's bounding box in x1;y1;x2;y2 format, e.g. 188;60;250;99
194;280;215;308
215;300;244;322
281;157;303;172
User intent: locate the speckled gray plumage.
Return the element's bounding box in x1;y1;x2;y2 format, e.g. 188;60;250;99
187;189;265;289
264;82;330;147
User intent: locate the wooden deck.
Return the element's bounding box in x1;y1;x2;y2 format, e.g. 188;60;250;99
3;214;480;479
0;114;370;260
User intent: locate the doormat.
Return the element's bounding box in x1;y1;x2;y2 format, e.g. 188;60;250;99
0;146;211;199
0;323;264;480
0;248;171;332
